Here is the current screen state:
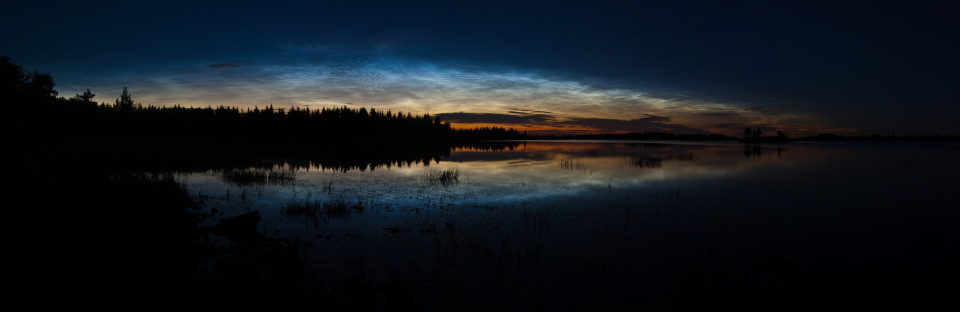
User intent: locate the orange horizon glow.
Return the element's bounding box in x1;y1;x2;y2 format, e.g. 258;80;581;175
448;122;594;133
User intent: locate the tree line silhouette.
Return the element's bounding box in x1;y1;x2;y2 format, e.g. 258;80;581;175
52;89;526;146
5;56;526;165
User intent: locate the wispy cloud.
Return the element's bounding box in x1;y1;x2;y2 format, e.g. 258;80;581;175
437;112;556;125
55;42;835;135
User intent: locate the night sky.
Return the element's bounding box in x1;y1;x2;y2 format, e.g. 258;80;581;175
4;1;958;136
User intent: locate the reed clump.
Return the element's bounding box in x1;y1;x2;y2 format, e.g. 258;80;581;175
283;199;361;219
222;168;296;186
558;158;586;170
424;168;461;185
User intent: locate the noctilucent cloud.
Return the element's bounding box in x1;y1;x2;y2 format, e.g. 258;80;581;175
4;1;958;136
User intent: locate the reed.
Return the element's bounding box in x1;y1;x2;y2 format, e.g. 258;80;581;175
424;168;461;185
222;168;297;186
282;199;360;220
558;158;586;170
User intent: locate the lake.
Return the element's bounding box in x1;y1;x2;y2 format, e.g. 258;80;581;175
170;140;958;310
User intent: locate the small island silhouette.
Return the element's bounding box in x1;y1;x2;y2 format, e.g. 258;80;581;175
738;127;792;143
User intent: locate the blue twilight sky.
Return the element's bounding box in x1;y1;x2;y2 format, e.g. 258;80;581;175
3;0;958;135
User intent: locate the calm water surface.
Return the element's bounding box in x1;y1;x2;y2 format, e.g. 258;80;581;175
176;141;959;309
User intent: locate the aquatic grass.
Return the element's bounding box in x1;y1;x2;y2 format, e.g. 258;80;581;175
267;170;297;183
620;153;695;169
424;168;461;186
282;199;364;224
283;200;323;217
222;168;268;185
522;209;551;233
620;155;663;168
222;168;296;186
558;158;586;171
322;181;334;194
322;200;353;218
